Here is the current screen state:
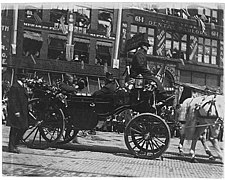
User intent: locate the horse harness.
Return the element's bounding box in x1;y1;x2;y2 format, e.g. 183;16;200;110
187;95;223;128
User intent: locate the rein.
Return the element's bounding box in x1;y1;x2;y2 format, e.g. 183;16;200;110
184;117;223;129
184;95;223;129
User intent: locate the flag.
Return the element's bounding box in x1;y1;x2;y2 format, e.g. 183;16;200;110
155;64;166;83
194;15;205;33
60;16;68;34
33;11;42;24
181;8;190;17
200;14;207;22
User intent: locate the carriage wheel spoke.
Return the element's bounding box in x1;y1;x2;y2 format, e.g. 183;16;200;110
154;136;166;145
43;128;56;141
149;140;154;154
145;141;149;153
31;128;39;145
23;126;38;141
130;127;142;135
150;138;160;149
133;122;143;132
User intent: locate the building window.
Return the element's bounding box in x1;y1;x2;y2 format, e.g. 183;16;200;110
165;31;184;59
96;42;112;66
197;7;218;24
197;37;218;64
73;6;91;34
48;35;67;60
25;6;43;23
130;24;138;38
23;30;43;58
73;41;89;63
98;9;113;37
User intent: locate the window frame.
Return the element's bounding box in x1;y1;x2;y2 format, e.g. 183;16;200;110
197;37;218;65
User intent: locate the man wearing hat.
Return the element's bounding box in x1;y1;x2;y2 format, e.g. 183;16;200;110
130;38;166;98
7;72;28;153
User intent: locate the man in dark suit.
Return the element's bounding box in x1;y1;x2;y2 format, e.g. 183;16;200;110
130;39;166;100
7;73;28;153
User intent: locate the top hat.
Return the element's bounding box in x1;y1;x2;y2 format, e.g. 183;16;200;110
138;39;151;48
105;72;115;84
105;72;114;81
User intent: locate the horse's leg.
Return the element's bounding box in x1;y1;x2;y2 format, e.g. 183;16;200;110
199;128;215;160
178;123;185;156
208;125;223;161
190;126;206;163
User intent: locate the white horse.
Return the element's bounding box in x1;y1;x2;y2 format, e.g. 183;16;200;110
178;94;224;163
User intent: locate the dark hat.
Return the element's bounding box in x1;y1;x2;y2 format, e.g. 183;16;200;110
16;72;26;79
77;78;87;90
138;39;151;47
105;72;114;81
64;73;73;81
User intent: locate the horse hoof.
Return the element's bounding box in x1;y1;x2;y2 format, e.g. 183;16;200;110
191;158;199;163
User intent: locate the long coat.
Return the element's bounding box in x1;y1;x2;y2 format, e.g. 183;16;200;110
130;48;150;78
130;48;164;92
6;81;29;129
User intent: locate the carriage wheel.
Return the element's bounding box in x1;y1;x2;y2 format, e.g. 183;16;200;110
56;120;78;145
124;113;170;159
23;99;65;149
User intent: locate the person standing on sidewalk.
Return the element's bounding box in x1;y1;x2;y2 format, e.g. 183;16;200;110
6;73;29;153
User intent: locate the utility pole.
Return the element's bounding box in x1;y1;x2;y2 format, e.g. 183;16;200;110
113;3;122;69
66;10;75;61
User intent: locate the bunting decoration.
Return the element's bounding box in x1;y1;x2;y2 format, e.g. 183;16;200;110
156;29;165;56
194;15;206;33
189;36;198;60
155;64;166;83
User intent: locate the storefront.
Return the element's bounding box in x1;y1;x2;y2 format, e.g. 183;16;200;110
121;8;223;96
3;5;120;95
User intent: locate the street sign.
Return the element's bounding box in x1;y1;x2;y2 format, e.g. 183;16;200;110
126;33;148;52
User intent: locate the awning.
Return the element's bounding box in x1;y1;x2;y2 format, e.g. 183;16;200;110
96;41;113;47
24;31;43;42
48;34;68;41
176;82;206;91
74;37;90;44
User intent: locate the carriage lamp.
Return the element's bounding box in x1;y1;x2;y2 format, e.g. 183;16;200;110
135;74;144;89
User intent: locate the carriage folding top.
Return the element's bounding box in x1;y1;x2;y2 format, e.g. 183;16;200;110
177;82;221;94
176;82;221;104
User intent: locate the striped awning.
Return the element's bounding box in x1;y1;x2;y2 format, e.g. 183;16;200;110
24;31;43;42
48;34;68;41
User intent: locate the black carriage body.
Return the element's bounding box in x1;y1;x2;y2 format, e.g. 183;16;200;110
65;90;131;130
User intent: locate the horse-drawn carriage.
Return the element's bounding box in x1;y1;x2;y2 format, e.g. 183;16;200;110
23;74;175;160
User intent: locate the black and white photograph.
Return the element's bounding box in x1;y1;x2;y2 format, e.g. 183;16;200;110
1;0;224;178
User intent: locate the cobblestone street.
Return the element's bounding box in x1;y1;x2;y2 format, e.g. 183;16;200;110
2;125;224;178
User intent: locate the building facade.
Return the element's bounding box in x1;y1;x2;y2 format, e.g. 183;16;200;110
119;6;223;103
2;3;121;95
1;3;224;100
